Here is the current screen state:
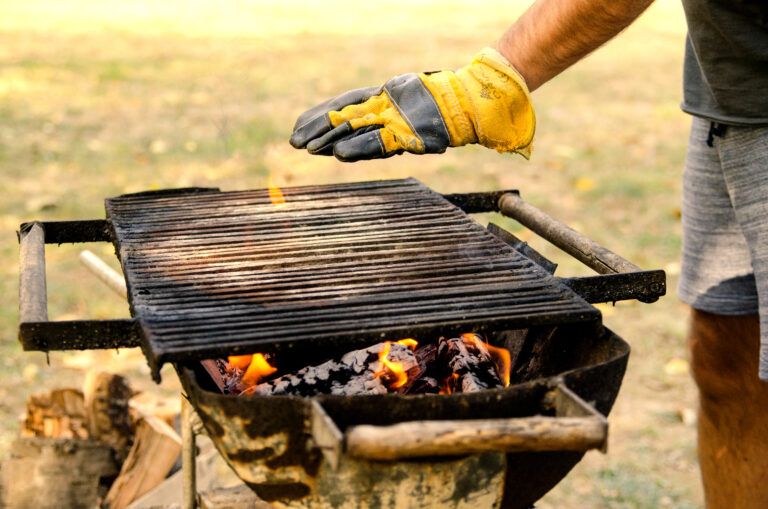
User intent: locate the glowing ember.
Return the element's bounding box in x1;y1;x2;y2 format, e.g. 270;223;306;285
377;341;409;389
395;338;418;351
228;354;253;370
241;354;277;387
461;333;511;387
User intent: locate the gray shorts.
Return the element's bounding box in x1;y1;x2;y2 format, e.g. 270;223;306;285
677;116;768;380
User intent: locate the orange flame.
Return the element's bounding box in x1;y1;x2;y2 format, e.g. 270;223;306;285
377;341;408;389
241;353;278;387
268;185;286;206
228;354;253;370
395;338;418;351
461;333;511;387
440;373;460;394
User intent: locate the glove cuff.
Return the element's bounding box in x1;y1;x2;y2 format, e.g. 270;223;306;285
459;47;536;158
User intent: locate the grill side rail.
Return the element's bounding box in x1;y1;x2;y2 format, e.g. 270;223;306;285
17;221;142;352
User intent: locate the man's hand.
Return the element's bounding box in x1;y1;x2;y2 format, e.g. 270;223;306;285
290;48;535;162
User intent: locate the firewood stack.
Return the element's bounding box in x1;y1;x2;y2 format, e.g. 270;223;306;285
0;371;182;509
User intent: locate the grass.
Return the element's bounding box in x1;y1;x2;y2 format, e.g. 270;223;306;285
0;0;702;506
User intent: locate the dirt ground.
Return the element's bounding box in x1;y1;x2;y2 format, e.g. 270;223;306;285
0;1;702;506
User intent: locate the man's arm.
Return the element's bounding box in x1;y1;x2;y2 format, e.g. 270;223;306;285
496;0;655;91
291;0;655;161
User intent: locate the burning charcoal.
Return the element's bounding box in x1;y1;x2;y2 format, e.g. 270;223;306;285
241;342;419;397
438;334;504;393
414;343;438;366
402;376;441;395
396;343;440;395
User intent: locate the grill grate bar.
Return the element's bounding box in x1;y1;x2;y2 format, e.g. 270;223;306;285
120;233;497;267
107;181;431;211
145;289;576;333
116;207;469;242
131;262;541;302
125;255;532;291
120;227;494;264
110;191;443;224
125;245;513;280
118;216;476;246
153;300;585;346
133;276;555;316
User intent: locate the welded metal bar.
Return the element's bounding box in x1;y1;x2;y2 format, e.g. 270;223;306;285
562;272;666;304
442;190;518;213
181;396;197;509
18;319;142;351
79;250;127;298
18;220;113;244
498;193;642;275
18;222;48;323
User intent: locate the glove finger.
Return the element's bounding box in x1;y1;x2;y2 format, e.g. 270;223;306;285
333;128;404;162
307;124;382;156
290;86;380;148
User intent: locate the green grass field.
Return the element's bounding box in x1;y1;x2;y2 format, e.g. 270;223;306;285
0;1;702;506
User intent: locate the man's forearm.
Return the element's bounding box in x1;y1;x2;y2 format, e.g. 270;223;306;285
496;0;654;91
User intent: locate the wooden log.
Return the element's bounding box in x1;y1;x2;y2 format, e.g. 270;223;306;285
198;485;272;509
23;388;89;439
0;437;120;509
243;342;418;397
346;415;607;460
83;370;134;461
103;413;182;509
437;335;503;393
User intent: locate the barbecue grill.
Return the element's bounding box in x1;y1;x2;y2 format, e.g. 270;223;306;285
17;178;665;508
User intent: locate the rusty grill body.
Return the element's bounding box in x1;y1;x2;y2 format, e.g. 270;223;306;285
17;178;666;509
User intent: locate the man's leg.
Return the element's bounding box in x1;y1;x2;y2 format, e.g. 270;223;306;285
688;308;768;509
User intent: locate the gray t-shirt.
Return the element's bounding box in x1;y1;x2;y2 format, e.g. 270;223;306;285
681;0;768;125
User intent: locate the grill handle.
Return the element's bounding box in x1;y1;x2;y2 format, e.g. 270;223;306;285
496;193;665;303
17;220;141;352
19;222;48;324
498;193;639;275
340;383;607;462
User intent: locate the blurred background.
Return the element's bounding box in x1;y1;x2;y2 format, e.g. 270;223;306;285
0;0;700;506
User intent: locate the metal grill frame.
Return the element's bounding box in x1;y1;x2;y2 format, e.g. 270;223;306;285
17;178;665;381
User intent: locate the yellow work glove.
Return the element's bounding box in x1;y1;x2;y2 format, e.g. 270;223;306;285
290;47;535;162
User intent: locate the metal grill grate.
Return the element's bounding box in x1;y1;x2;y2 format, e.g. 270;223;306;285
105;178;599;373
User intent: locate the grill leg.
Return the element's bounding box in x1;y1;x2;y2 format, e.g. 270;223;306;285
182;395;198;509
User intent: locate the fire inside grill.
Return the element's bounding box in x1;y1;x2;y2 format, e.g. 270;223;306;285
212;333;509;397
